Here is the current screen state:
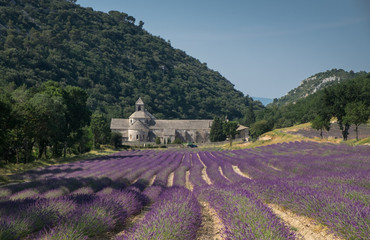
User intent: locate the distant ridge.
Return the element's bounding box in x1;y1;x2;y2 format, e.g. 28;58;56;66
273;69;367;106
251;97;273;106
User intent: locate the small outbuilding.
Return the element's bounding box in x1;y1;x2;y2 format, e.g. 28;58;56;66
236;124;249;140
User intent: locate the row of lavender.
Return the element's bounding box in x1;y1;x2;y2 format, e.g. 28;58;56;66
201;141;369;240
1;141;368;239
196;185;295;240
0;147;296;240
0;150;187;239
118;150;296;240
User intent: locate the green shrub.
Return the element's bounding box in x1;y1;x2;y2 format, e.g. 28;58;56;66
173;138;182;144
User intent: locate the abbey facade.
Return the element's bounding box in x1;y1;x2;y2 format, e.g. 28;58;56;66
110;98;213;143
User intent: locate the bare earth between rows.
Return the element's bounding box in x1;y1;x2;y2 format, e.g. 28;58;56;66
116;159;341;240
198;163;341;240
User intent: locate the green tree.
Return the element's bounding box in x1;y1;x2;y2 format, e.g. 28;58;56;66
111;132;122;148
28;92;66;158
322;79;366;141
223;121;238;146
173;137;182;144
62;86;91;157
9;87;36;163
138;20;144;29
210;117;226;142
311;115;330;138
242;105;255;127
75;126;93;154
91;112;111;149
0;92;15;163
155;136;161;144
343;102;369;140
249;120;272;140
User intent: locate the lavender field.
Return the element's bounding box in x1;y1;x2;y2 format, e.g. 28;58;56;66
0;142;369;240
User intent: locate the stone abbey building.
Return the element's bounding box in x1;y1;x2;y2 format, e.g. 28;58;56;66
110;98;213;143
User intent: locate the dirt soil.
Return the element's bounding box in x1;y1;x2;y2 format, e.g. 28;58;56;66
149;175;156;186
185;170;193;191
268;164;282;171
196;201;226;240
198;155;212;185
232;165;252;179
218;166;231;182
167;172;174;187
114;205;152;239
268;204;344;240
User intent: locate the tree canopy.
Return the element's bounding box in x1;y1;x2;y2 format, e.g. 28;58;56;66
210;117;226;142
0;81;91;163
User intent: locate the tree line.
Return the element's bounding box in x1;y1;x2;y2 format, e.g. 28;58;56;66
312;76;369;140
0;81;113;165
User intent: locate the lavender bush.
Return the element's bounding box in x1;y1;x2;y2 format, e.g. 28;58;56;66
198;185;296;240
120;187;201;240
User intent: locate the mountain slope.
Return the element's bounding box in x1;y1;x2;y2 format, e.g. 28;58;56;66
0;0;249;120
273;69;367;106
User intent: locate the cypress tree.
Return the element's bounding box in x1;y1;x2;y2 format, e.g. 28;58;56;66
210;117;226;142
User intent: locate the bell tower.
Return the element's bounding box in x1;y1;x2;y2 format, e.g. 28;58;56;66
135;97;144;112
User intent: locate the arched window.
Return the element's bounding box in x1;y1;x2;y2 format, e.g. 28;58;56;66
138;106;141;111
136;135;139;140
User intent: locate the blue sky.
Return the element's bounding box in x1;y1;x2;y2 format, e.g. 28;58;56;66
77;0;370;99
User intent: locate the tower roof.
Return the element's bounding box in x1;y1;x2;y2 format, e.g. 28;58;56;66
129;110;152;119
136;98;144;105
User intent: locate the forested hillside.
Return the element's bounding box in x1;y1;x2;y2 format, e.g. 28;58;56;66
272;69;367;106
0;0;255;120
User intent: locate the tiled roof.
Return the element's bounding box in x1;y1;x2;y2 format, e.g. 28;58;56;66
110;118;129;129
237;125;249;131
129;109;156;120
151;120;212;130
111;119;213;131
129;120;149;130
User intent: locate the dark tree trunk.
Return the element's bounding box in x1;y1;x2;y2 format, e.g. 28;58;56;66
355;125;359;141
27;141;35;163
38;143;43;159
38;141;47;159
63;141;67;158
320;129;323;138
341;123;350;141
